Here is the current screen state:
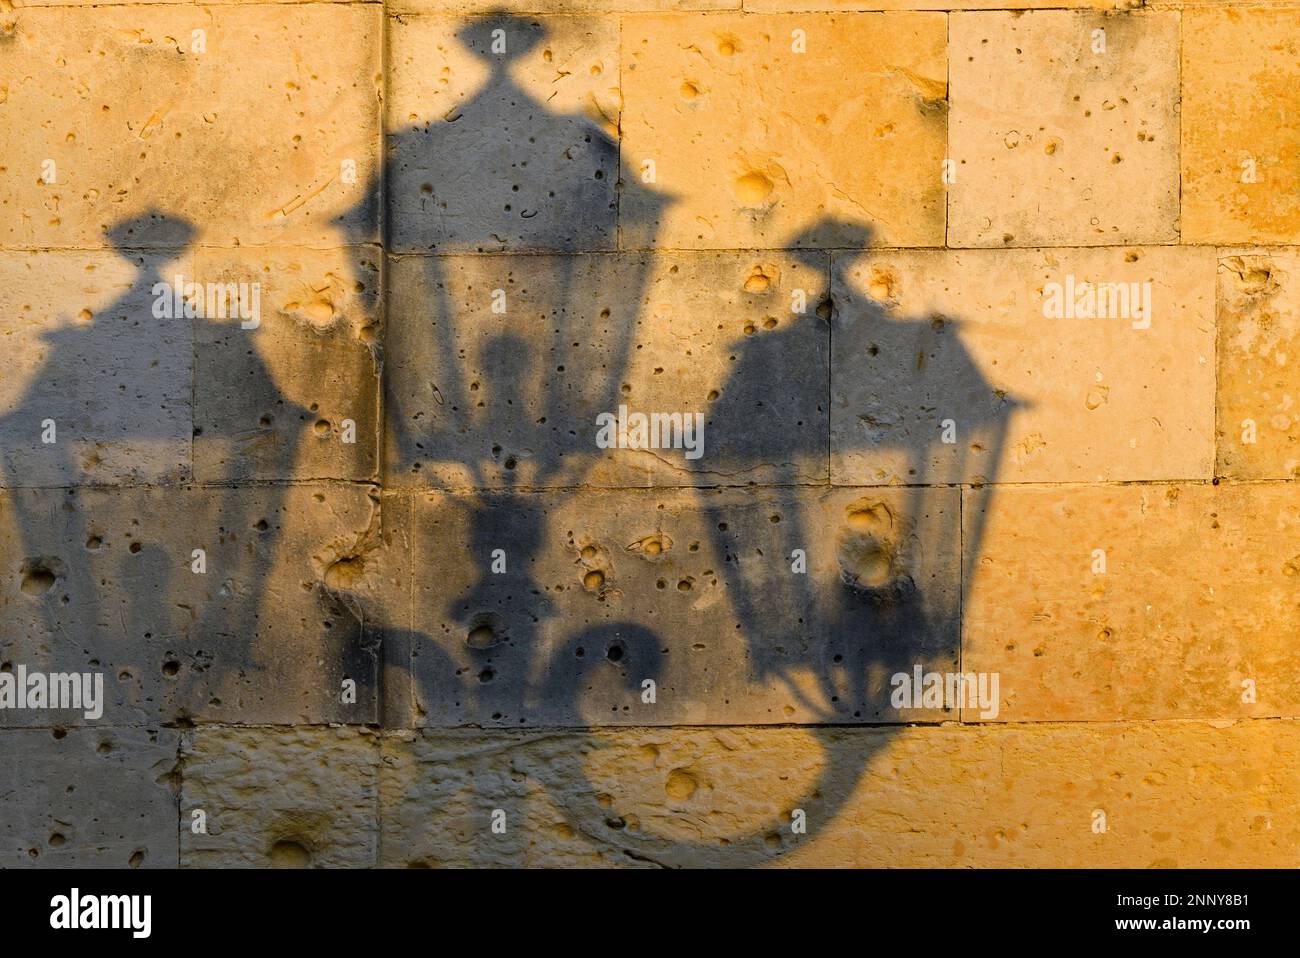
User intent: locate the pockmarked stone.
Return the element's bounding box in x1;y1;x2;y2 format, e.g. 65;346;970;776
0;726;180;869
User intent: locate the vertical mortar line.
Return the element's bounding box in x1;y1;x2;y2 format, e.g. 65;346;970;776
944;10;951;248
825;249;832;486
616;14;624;252
1175;7;1183;245
376;0;391;869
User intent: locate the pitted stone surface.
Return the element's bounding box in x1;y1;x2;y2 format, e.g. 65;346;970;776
0;484;382;727
0;726;180;869
393;485;959;727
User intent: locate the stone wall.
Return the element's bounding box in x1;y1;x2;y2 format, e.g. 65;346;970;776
1;0;1298;867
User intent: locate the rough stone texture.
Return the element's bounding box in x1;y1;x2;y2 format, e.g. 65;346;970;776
378;720;1300;867
831;245;1216;486
1217;250;1300;480
192;247;382;483
0;484;383;726
1182;9;1300;245
964;483;1300;722
385;251;829;489
2;2;1297;870
948;11;1180;248
0;727;180;869
620;13;947;249
180;726;379;868
0;5;381;249
392;486;959;726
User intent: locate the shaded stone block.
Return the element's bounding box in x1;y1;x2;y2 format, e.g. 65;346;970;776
0;484;383;726
0;249;193;487
386;13;624;252
192;247;382;483
393;485;959;727
385;251;829;490
0;726;179;869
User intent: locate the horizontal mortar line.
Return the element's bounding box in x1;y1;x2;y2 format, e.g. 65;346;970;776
26;716;1290;736
0;478;382;492
0;243;382;255
6;477;1296;495
5;241;1292;257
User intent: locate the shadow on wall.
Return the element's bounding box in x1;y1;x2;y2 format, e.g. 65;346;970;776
0;11;1019;866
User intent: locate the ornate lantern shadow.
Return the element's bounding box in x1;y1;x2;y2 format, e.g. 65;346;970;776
334;14;1021;865
0;211;311;726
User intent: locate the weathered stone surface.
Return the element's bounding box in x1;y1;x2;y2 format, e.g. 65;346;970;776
1217;250;1300;480
379;720;1300;867
746;0;1138;8
192;247;381;483
0;5;381;249
180;726;379;868
948;11;1180;247
1182;9;1300;245
831;245;1216;485
386;14;624;253
0;249;193;487
0;727;179;869
394;485;960;727
620;13;947;250
964;483;1300;722
0;484;382;726
385;251;829;490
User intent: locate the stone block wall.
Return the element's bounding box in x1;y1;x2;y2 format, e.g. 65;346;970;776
1;0;1298;867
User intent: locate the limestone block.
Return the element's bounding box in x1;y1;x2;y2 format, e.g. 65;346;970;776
389;1;738;12
180;726;379;868
378;720;1300;867
964;483;1300;722
0;5;381;249
1182;9;1300;245
385;251;829;490
0;484;383;726
386;13;624;252
620;13;947;249
0;249;193;487
830;245;1216;485
393;485;959;727
746;0;1138;8
948;11;1180;247
1217;250;1300;479
192;247;381;483
0;727;179;869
